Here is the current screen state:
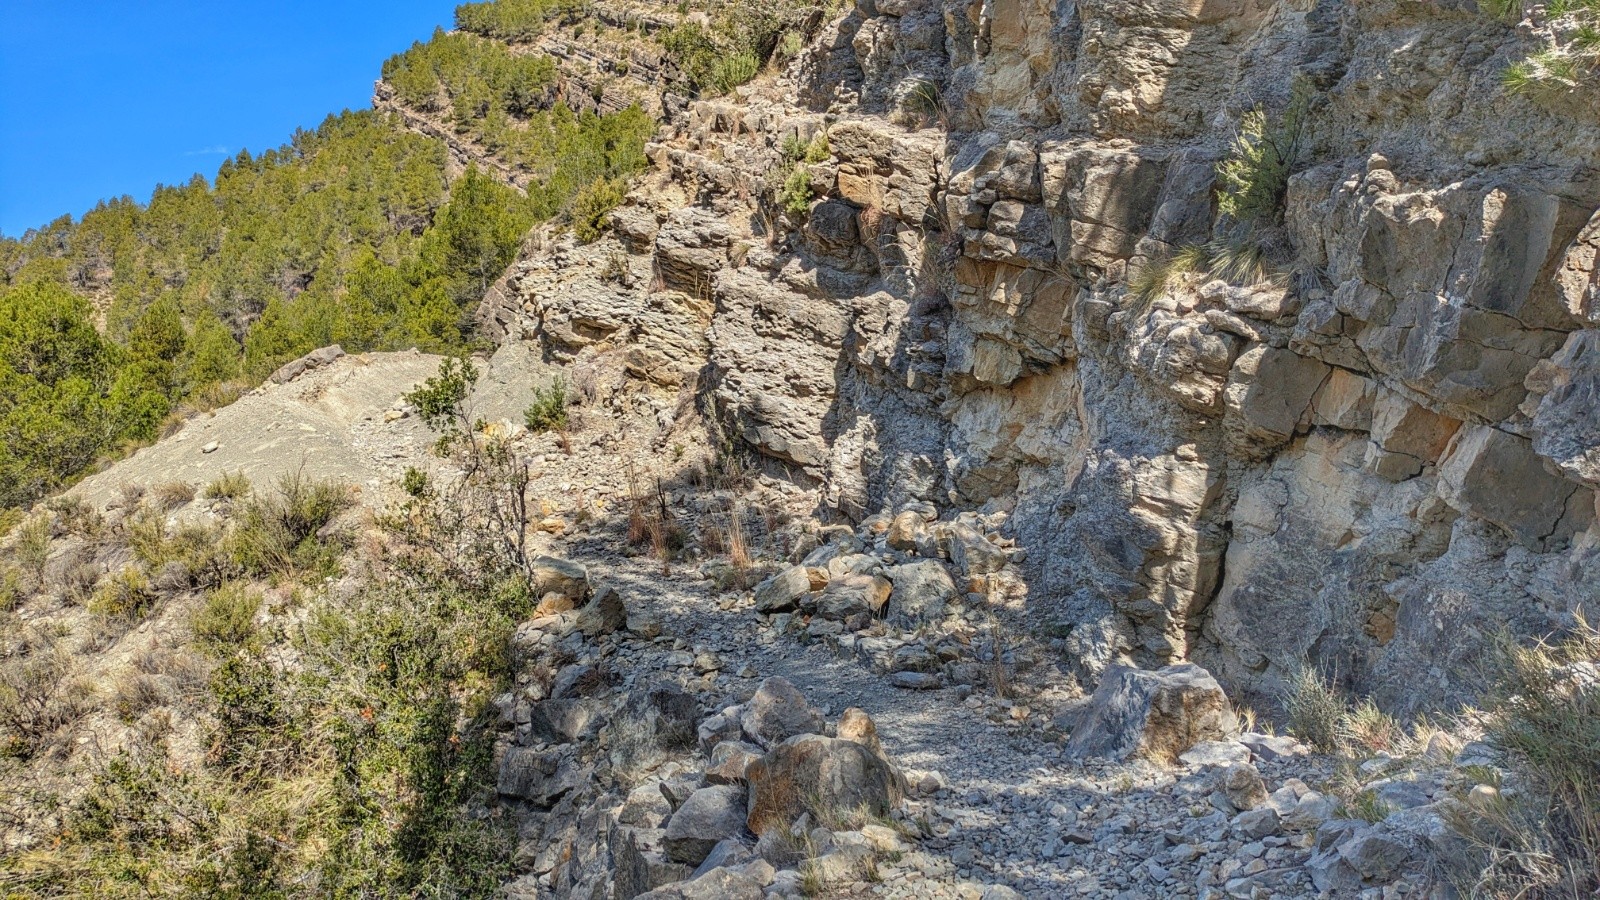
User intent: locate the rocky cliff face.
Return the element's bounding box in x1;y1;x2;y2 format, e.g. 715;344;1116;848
472;0;1600;717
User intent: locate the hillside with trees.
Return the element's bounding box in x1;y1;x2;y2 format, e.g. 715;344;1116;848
0;16;652;515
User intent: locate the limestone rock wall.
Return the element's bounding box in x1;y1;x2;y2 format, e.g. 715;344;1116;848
489;0;1600;715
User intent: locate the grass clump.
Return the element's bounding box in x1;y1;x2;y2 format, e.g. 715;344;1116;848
1443;621;1600;897
524;377;571;433
0;632;96;759
125;508;229;588
1284;666;1351;754
203;470;252;500
1129;237;1271;311
88;566;155;621
1493;0;1600;95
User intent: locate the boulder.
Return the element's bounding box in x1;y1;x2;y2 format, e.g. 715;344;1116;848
1438;423;1590;549
664;785;751;865
690;838;754;879
740;677;825;749
550;663;605;700
1064;663;1237;762
623;682;701;749
1220;762;1269;811
707;741;765;785
620;782;675;828
835;708;884;758
528;699;598;744
884;560;957;628
1233;806;1281;840
529;556;589;601
889;671;941;690
945;523;1007;575
612;827;695;899
497;748;586;805
746;734;904;836
885;511;926;551
698;711;744;754
753;566;812;613
810;574;891;624
1178;740;1251;769
575;584;627;636
268;344;344;384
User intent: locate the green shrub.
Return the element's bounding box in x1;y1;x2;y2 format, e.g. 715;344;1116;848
402;466;431;498
662;23;764;97
191;582;262;651
780;165;813;217
126;509;228;587
226;473;351;579
454;0;586;41
0;564;22;611
524;377;570;433
88;566;155;620
12;513;52;581
803;132;831;163
711;51;761;95
572;176;627;243
1216;80;1311;225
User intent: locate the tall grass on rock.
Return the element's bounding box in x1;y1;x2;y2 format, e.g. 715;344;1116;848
1445;622;1600;897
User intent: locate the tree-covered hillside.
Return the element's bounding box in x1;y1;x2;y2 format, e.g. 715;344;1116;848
0;6;653;513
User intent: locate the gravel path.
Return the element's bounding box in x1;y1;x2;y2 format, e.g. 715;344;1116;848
545;542;1334;900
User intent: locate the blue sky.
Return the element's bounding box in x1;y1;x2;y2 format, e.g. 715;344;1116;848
0;1;456;236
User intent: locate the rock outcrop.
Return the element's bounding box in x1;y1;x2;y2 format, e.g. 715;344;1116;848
481;0;1600;719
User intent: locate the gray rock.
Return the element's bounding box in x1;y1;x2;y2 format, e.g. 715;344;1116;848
550;663;604;700
746;733;904;836
639;866;764;899
497;748;585;806
1179;740;1251;769
575;584;627;636
1064;663;1237;762
1338;828;1413;880
889;671;941;690
707;740;765;785
1239;732;1304;761
664;785;752;865
528;699;597;744
690;837;754;879
741;677;825;749
1220;762;1269;811
1232;807;1280;840
885;560;957;628
621;781;675;828
528;555;589;601
753;566;812;613
699;712;743;754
